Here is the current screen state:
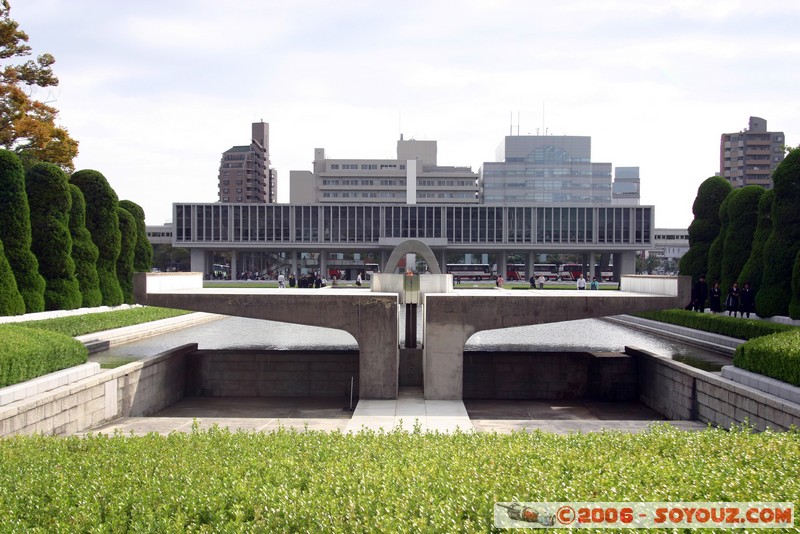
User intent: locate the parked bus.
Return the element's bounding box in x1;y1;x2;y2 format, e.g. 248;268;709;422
558;263;614;282
505;264;526;281
447;263;494;281
533;263;559;281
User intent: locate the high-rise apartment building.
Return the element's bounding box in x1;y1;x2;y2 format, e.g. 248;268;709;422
481;135;638;205
218;121;276;203
720;116;785;188
289;137;479;204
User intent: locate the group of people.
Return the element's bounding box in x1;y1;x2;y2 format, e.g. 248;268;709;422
575;274;599;290
689;275;756;318
528;275;547;289
277;272;326;289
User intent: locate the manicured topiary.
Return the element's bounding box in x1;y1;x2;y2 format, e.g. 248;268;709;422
70;169;123;306
734;329;800;386
790;250;800;319
68;184;102;308
116;207;136;304
739;189;774;296
756;148;800;317
0;149;45;313
720;185;763;294
0;324;88;388
0;239;25;316
706;189;735;287
25;163;82;310
119;199;152;273
678;176;732;281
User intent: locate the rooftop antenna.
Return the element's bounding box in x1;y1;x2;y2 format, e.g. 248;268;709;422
517;111;520;136
542;101;545;136
509;111;513;136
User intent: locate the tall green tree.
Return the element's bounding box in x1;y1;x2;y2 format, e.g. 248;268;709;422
0;238;25;315
116;207;135;304
679;176;732;281
790;250;800;319
25;162;81;310
720;185;763;293
68;184;101;307
70;169;123;306
739;189;774;295
0;1;78;171
0;148;44;312
119;199;152;272
757;148;800;317
706;189;735;287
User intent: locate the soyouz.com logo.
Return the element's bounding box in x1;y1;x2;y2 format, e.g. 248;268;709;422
494;502;794;529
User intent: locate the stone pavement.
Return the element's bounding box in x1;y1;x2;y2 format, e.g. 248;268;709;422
83;387;707;436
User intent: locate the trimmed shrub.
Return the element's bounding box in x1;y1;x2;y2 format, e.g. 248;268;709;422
720;185;763;293
734;329;800;386
790;250;800;319
68;184;102;308
21;306;189;336
739;189;774;296
119;199;152;273
70;170;123;306
0;426;798;531
25;163;82;311
757;148;800;317
0;324;88;387
0;149;45;313
634;308;794;340
706;189;735;287
678;176;732;281
0;239;25;316
116;207;136;304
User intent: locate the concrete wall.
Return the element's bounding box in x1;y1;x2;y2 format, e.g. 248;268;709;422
0;344;194;436
630;346;800;431
463;351;636;400
186;350;359;398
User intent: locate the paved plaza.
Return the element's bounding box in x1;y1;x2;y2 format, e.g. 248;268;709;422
83;387;707;436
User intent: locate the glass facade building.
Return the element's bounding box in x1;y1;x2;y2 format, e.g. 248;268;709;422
482;136;615;204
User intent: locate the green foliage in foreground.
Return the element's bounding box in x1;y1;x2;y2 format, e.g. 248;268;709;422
635;308;795;340
19;306;190;337
0;425;797;532
0;325;87;387
735;329;800;387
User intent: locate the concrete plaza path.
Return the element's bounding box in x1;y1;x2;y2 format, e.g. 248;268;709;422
83;387;707;436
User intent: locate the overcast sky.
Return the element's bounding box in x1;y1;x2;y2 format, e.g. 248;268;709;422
11;0;800;228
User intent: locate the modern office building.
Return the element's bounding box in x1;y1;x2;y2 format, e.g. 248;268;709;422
289;137;479;205
651;228;689;261
481;135;639;205
612;167;641;204
217;121;276;203
720;116;785;188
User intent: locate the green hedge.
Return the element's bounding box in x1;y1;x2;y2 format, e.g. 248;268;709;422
0;325;88;387
25;162;82;311
116;207;135;304
634;309;795;340
734;330;800;387
68;184;102;308
0;149;45;313
0;425;797;531
0;239;25;316
70;170;123;307
20;306;190;337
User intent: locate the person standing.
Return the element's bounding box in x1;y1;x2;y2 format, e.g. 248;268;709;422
709;281;722;313
590;277;599;290
739;282;755;318
537;274;546;289
725;281;741;317
691;275;708;312
529;275;536;288
277;273;285;288
576;274;586;290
